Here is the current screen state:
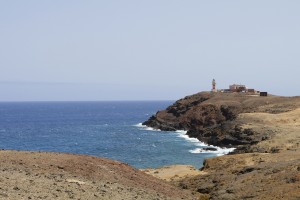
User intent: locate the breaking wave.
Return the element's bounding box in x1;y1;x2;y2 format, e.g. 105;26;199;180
134;123;235;156
174;130;235;156
189;147;235;156
134;123;161;131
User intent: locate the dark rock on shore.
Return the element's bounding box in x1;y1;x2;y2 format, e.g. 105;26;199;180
202;147;217;151
143;92;300;152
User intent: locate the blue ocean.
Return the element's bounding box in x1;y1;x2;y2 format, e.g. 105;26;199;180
0;101;232;169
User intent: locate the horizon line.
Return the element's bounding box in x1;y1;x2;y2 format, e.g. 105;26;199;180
0;100;176;103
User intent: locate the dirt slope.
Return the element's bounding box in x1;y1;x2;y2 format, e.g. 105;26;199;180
0;151;196;200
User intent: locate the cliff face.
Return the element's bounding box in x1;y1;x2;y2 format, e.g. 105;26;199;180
143;92;300;152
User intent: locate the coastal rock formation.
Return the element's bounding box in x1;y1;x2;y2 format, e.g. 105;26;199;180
0;150;195;200
176;108;300;199
143;92;300;199
143;92;300;152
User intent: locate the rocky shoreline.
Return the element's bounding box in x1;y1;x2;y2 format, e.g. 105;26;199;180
143;92;300;153
143;92;300;199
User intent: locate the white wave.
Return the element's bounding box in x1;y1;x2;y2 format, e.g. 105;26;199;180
175;130;188;134
175;130;208;145
189;146;235;156
174;129;235;155
133;123;144;128
133;123;161;131
189;148;205;153
177;133;202;143
134;123;235;156
144;127;161;131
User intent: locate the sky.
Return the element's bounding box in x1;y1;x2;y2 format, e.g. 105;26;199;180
0;1;299;101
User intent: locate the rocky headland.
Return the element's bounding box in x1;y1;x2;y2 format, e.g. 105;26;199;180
143;92;300;199
143;92;300;153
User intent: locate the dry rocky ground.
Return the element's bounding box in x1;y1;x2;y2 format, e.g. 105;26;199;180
0;151;196;200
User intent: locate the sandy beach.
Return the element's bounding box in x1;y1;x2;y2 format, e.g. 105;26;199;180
142;165;205;182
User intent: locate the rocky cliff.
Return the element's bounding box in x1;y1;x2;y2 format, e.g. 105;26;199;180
143;92;300;199
143;92;300;152
175;108;300;200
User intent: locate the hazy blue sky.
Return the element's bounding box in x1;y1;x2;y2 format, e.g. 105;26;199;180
0;1;299;101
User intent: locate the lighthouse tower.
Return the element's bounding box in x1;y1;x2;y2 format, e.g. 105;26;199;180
212;79;217;92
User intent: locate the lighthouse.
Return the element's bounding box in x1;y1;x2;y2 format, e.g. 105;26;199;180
212;79;217;92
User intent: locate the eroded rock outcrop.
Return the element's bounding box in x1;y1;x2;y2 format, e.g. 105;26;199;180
143;92;300;152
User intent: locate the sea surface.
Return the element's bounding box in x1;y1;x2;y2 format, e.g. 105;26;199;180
0;101;233;169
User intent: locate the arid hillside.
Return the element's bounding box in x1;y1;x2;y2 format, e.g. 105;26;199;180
0;151;195;200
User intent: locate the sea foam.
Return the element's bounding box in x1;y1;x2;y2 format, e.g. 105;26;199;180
134;123;161;131
189;147;235;156
135;123;235;156
174;129;235;156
